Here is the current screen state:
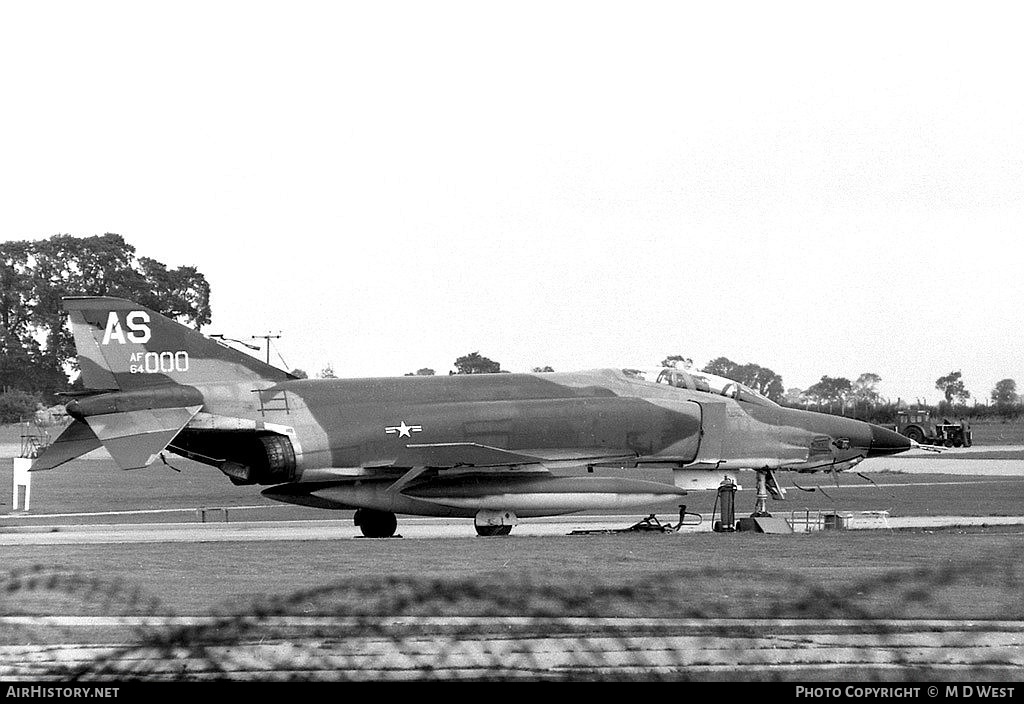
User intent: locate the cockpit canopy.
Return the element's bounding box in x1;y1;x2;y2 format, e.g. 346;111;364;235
622;367;775;406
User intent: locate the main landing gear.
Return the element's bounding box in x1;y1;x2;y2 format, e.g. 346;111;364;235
475;509;517;536
353;508;520;537
354;508;398;538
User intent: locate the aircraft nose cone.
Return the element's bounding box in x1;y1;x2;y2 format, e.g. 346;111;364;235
868;424;912;457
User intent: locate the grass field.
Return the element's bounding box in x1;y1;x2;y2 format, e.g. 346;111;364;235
2;524;1023;618
6;530;1023;682
2;451;1023;621
968;419;1024;445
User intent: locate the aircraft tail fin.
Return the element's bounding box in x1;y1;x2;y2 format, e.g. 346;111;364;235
64;296;294;390
32;296;292;472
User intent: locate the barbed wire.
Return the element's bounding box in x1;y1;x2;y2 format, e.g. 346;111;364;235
2;549;1023;682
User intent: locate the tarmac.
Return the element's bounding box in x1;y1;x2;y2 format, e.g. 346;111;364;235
2;510;1024;546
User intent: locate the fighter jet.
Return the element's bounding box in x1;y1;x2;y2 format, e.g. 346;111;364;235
32;296;911;537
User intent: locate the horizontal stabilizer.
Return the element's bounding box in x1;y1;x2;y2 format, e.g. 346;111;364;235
84;405;203;470
394;442;542;468
30;420;103;471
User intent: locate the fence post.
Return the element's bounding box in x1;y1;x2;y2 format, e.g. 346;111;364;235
12;457;31;511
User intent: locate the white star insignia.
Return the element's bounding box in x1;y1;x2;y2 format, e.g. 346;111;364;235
385;421;423;438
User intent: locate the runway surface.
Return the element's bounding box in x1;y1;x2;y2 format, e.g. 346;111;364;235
4;511;1024;546
3;615;1022;680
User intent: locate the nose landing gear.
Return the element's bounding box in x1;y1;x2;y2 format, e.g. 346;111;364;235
737;469;793;534
751;468;786;517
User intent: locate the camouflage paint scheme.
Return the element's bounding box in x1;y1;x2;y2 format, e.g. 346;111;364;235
33;297;911;535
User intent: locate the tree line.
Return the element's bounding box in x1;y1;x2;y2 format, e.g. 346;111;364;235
1;235;1020;424
402;352;1019;422
656;354;1020;422
1;233;210;420
788;370;1020;421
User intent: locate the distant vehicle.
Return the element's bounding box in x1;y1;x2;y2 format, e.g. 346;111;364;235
890;409;972;447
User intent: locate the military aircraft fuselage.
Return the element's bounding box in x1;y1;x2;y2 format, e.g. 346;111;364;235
41;296;912;532
157;368;904;488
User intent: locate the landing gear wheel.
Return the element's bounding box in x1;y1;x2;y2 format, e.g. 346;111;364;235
475;524;513;537
354;508;398;538
474;509;517;536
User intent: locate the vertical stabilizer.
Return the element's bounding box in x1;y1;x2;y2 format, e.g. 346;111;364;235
64;296;294;390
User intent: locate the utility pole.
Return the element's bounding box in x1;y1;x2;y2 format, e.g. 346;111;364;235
211;332;285;368
252;333;282;365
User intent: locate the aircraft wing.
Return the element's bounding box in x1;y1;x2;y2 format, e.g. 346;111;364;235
392;442;636;469
393;443;543;468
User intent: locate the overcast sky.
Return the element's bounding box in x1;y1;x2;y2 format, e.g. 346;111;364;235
2;1;1021;403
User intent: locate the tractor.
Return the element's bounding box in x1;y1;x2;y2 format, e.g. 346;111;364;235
891;409;972;447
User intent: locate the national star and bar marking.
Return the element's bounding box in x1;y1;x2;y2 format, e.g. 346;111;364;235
385;421;423;438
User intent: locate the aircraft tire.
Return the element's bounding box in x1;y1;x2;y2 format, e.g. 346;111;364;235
356;509;398;538
475;524;513;537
